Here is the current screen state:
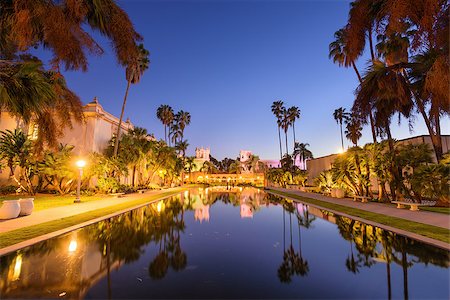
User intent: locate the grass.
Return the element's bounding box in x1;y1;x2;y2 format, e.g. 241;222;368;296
0;194;108;211
0;187;190;249
420;206;450;215
269;189;450;244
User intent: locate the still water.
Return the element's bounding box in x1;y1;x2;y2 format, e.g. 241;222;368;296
0;187;449;299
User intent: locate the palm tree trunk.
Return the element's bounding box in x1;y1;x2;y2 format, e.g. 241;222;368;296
352;61;377;143
113;79;131;157
278;126;283;159
292;122;296;149
369;112;377;143
164;125;167;144
368;27;376;61
285;130;289;156
340;121;344;150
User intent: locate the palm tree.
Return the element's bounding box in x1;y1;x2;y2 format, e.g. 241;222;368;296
0;60;84;150
1;0;142;70
229;160;242;174
184;156;196;180
287;106;301;152
271;101;285;159
280;108;291;156
175;110;191;138
113;44;150;157
333;107;350;151
169;123;183;146
345;114;363;147
156;105;174;144
175;140;189;158
293;142;313;170
329;27;377;143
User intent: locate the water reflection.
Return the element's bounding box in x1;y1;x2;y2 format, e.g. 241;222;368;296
0;188;448;299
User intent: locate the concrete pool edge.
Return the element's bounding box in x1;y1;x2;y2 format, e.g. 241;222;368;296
267;189;450;251
0;190;185;256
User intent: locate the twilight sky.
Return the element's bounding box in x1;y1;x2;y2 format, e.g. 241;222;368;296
55;0;448;160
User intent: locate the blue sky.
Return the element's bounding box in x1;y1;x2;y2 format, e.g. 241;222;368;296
55;0;448;160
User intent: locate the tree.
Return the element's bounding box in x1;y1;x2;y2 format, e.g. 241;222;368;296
280;108;291;156
113;44;150;157
329;27;377;143
156;105;174;144
39;144;77;195
0;58;83;151
271;101;285;159
333;107;350;151
345;114;363;147
0;129;37;194
293;142;313;170
287;106;301;153
1;0;143;149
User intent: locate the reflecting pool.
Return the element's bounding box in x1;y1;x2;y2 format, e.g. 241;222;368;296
0;187;449;299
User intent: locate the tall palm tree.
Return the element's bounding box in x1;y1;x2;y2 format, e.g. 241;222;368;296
333;107;350;151
169;123;183;146
281;108;291;156
271;101;285;159
175;111;191;137
114;44;150;157
329;27;377;143
354;60;414;199
287;106;301;152
156;105;174;144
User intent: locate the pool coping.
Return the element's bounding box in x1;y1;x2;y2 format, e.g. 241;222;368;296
0;193;178;256
267;190;450;251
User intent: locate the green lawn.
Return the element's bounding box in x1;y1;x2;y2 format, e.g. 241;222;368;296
269;189;450;244
0;188;188;249
0;194;108;211
420;206;450;215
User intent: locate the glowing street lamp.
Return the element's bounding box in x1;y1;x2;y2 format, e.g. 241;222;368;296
74;159;86;203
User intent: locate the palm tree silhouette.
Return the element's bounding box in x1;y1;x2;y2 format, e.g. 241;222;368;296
156;105;174;144
271;101;285;159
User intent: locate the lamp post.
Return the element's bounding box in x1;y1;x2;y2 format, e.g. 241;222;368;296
74;159;86;203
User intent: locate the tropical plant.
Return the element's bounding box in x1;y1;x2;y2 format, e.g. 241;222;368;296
293;142;313;170
113;44;150;157
315;170;335;194
156;105;174;144
0;129;37;194
38;144;76;195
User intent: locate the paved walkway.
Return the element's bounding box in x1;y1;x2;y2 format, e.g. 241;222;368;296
0;188;182;234
270;188;450;229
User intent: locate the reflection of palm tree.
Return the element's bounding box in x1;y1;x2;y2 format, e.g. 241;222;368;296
345;240;361;273
277;206;309;283
149;250;169;280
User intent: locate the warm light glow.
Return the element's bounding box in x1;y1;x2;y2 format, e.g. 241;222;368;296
184;191;189;198
257;176;260;180
68;240;77;253
185;175;189;179
337;148;345;154
227;177;231;182
205;175;209;179
156;200;165;213
12;254;22;281
76;160;86;168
